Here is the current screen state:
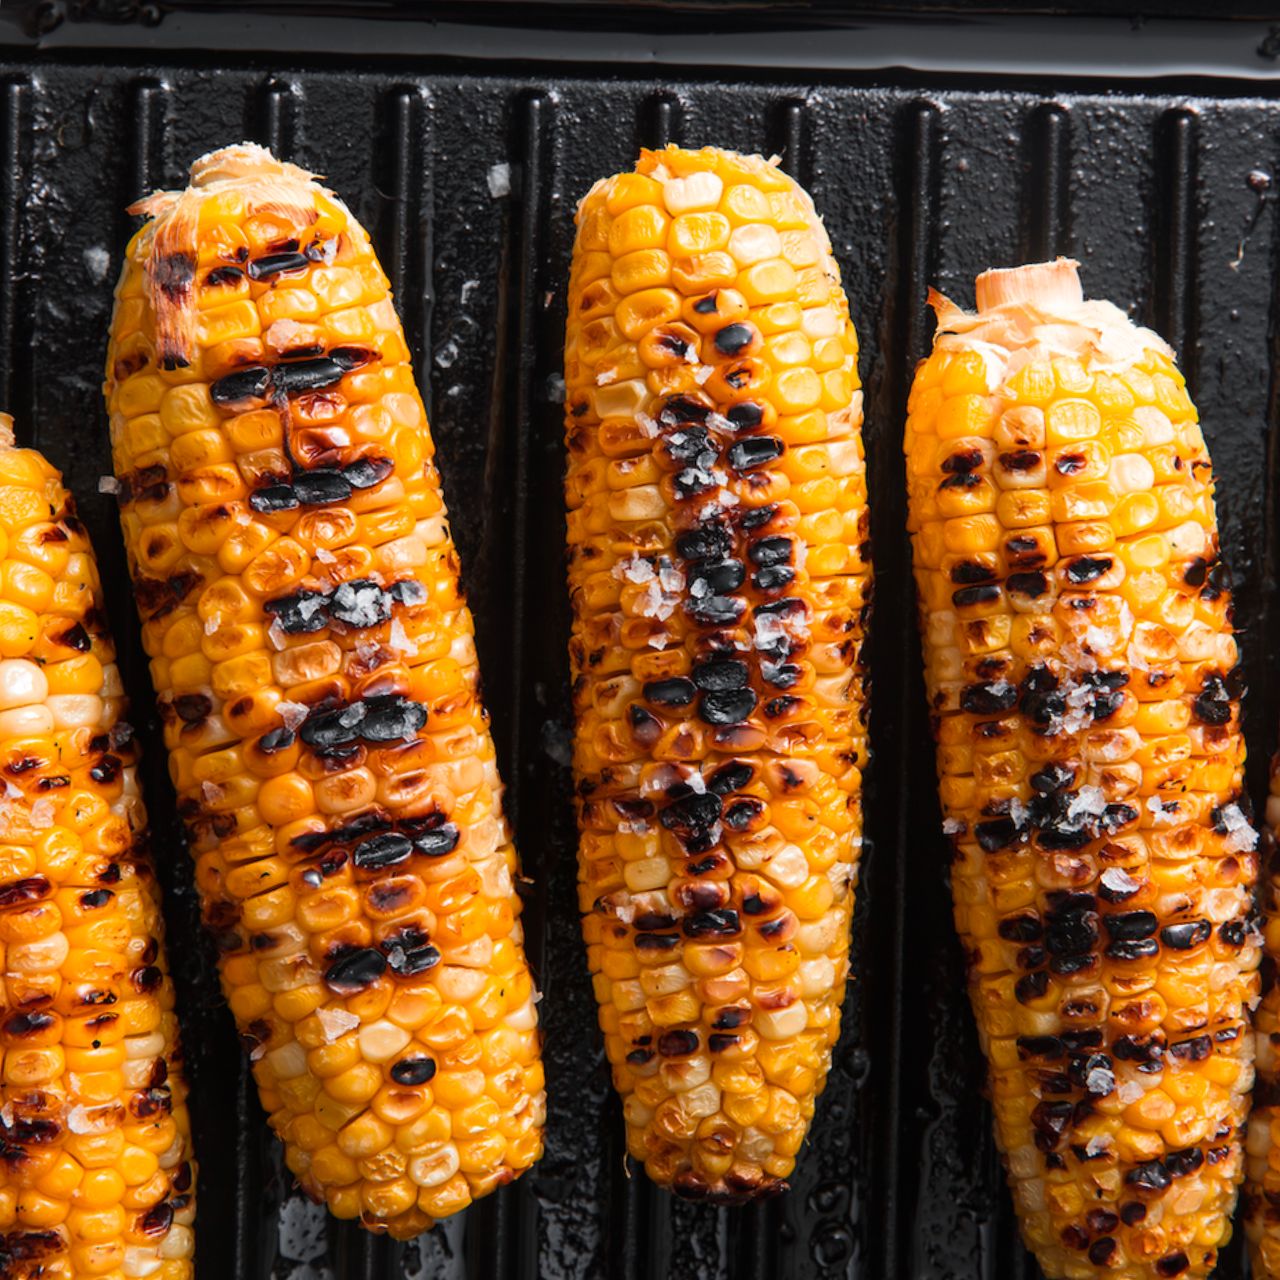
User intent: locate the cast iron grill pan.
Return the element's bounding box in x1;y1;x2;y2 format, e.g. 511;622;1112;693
0;43;1276;1280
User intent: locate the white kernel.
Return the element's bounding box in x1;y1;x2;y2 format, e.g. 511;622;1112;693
661;171;723;215
122;1246;163;1278
409;1143;460;1188
0;659;47;710
1108;453;1155;494
763;843;807;889
681;1081;721;1118
754;1002;808;1040
125;1030;166;1061
800;306;839;339
159;1227;194;1260
266;1040;308;1080
0;705;54;738
1131;405;1175;445
797;957;836;999
728;223;782;266
47;693;103;730
7;931;69;973
505;997;538;1032
1166;520;1207;558
357;1019;411;1063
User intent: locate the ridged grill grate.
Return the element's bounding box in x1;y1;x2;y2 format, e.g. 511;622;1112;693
0;50;1276;1280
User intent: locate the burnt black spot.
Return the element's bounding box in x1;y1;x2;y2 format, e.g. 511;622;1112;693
1160;919;1212;950
658;1029;699;1057
323;947;388;994
390;1056;437;1086
726;437;783;472
714;323;755;356
952;584;1001;607
1065;557;1112;584
247;251;309;280
645;677;696;707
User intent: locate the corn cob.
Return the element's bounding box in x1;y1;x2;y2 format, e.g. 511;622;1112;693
0;414;195;1280
905;258;1260;1278
563;145;870;1201
1245;769;1280;1273
102;144;544;1238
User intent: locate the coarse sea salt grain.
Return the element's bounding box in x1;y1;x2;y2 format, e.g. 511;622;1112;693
942;818;965;836
1100;867;1138;896
98;475;120;494
277;701;310;732
614;555;655;584
486;163;511;198
1067;786;1107;822
316;1007;361;1044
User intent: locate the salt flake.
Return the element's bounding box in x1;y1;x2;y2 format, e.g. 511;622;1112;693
316;1007;360;1044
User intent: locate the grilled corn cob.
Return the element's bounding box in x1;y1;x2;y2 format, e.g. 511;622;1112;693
0;414;195;1280
563;145;870;1201
1245;769;1280;1273
102;144;544;1238
905;258;1260;1278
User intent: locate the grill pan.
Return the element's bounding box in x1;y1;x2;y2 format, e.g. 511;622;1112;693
3;4;1280;1276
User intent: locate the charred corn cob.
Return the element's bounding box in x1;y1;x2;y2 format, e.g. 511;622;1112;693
0;414;195;1280
563;145;870;1201
102;145;544;1238
1245;769;1280;1273
905;258;1260;1278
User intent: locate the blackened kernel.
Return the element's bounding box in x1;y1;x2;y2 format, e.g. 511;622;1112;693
952;584;1001;607
246;250;309;280
1065;556;1112;584
714;323;755;355
412;823;460;858
685;595;747;627
941;448;983;473
1054;452;1087;475
675;525;733;562
79;889;113;910
1155;1253;1190;1278
708;1033;740;1053
691;559;746;594
692;659;748;692
700;688;758;726
210;366;271;405
323;947;387;994
204;265;244;287
998;915;1043;942
753;565;794;591
748;536;791;568
949;561;995;584
1087;1239;1116;1265
1160;919;1212;950
725;401;764;431
1015;971;1048;1003
1015;1035;1063;1059
726;436;783;472
723;798;764;831
644;677;697;707
351;833;414;871
292;469;353;506
258;727;296;754
1104;911;1158;941
1119;1201;1146;1226
626;1048;654;1066
390;1056;437;1086
682;909;741;938
657;1029;700;1057
960;681;1018;714
707;761;753;795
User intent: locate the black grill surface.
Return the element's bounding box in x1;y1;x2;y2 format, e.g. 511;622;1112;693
1;7;1279;1279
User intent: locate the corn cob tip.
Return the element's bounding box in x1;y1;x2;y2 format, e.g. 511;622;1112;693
188;141;318;189
974;256;1083;311
0;411;14;447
